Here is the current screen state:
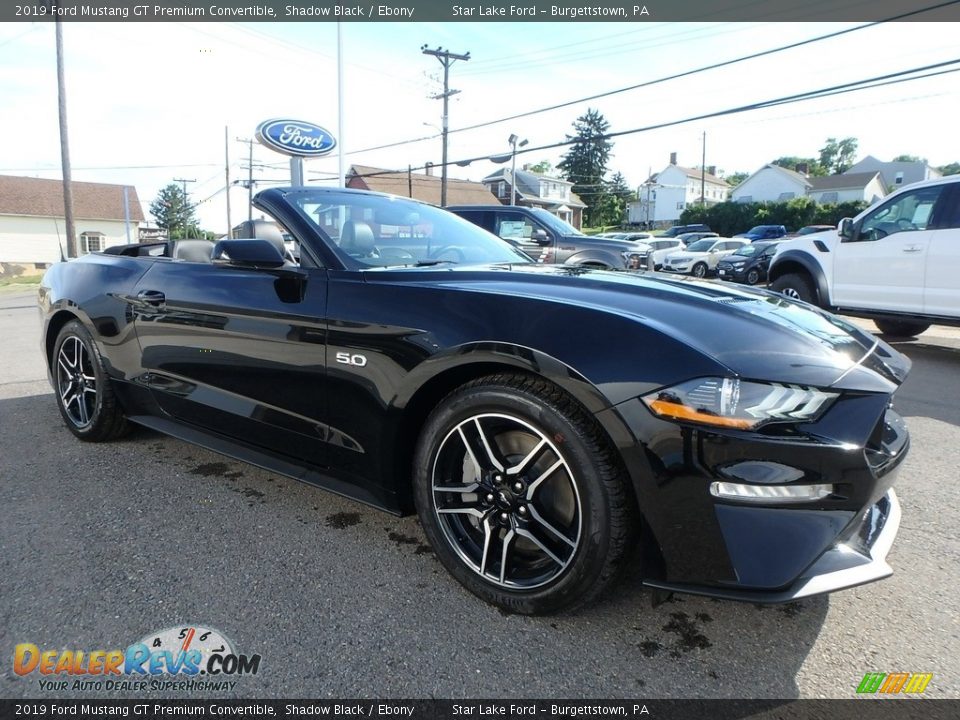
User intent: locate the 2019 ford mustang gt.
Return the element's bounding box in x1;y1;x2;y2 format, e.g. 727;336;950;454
39;186;909;614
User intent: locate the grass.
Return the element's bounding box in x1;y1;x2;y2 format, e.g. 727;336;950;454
0;275;42;292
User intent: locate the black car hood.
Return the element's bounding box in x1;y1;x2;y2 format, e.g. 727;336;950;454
390;263;909;392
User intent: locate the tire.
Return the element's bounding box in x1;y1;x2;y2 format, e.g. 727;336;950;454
413;373;636;615
874;319;931;337
745;269;760;285
770;272;817;305
52;320;129;442
691;262;708;278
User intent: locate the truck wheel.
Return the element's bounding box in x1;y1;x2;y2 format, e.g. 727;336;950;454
874;319;930;337
770;273;817;305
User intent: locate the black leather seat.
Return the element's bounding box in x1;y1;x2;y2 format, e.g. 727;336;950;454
171;239;215;263
340;221;377;257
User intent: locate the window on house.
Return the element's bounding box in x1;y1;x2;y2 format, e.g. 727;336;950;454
819;192;839;203
895;172;904;185
497;181;507;198
80;232;105;254
778;192;796;200
676;202;685;210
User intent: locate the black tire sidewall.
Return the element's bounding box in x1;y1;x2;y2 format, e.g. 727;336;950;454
413;382;616;614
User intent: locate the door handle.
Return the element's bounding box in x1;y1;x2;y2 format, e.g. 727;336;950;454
136;290;166;306
902;245;923;253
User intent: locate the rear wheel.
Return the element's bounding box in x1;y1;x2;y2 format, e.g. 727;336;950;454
770;272;817;305
413;373;635;615
53;320;129;441
874;319;930;337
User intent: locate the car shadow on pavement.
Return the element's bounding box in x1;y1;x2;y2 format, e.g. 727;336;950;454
1;393;828;700
887;344;960;428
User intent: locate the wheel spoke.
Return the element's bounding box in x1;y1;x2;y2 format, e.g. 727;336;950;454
499;529;515;584
505;438;547;477
432;482;480;493
526;505;577;549
76;394;89;425
58;357;73;376
457;426;482;480
515;527;564;567
479;515;495;577
525;458;565;498
473;418;504;472
72;338;82;370
437;506;487;519
60;383;73;403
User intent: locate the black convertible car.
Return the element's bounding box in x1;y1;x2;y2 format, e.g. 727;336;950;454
39;186;909;614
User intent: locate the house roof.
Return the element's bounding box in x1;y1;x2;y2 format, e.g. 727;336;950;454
348;164;497;206
672;165;730;186
482;168;586;208
809;172;882;192
0;175;144;222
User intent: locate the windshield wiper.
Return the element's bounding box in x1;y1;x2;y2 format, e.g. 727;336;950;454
414;259;458;267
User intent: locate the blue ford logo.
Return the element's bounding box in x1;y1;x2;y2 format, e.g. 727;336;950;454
255;119;337;158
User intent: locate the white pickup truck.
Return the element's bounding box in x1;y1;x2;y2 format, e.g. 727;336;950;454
768;175;960;337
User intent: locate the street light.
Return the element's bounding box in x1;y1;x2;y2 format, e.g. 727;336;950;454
507;134;528;206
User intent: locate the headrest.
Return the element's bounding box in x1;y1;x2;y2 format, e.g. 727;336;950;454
340;221;376;254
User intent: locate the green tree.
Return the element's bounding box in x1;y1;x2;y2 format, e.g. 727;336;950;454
526;160;554;175
608;171;634;204
819;137;858;174
772;156;826;176
557;108;613;227
723;171;750;187
150;183;199;239
893;154;927;163
938;162;960;176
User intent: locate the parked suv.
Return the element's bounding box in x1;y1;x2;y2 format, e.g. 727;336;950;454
735;224;787;241
661;237;748;277
660;223;711;238
716;239;785;285
768;176;960;336
448;205;642;270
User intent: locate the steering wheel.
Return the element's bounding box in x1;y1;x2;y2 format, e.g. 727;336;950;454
428;246;467;263
896;218;916;231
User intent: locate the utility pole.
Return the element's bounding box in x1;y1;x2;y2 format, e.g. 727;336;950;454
224;126;232;238
237;137;255;222
55;13;77;259
421;45;470;207
173;177;196;239
700;131;707;206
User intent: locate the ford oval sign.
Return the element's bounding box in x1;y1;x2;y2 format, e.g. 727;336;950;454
255;119;337;158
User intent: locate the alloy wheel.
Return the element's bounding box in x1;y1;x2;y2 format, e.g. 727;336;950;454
56;336;97;428
431;413;582;589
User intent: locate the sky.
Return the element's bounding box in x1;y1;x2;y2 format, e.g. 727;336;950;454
1;19;959;232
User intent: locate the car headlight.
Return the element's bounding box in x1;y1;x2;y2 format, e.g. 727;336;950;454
642;377;838;430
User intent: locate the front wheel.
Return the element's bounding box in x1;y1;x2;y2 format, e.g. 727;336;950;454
745;269;761;285
52;320;129;442
691;262;708;278
413;374;635;615
874;319;930;337
770;273;817;305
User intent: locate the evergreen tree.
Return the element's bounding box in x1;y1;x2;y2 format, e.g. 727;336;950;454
150;182;199;239
557;109;613;227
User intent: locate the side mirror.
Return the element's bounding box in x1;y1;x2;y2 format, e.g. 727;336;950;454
839;218;855;241
530;228;552;245
213;239;286;269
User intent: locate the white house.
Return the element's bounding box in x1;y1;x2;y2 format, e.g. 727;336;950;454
481;167;586;229
730;164;811;203
808;172;886;205
630;162;730;225
0;175;143;270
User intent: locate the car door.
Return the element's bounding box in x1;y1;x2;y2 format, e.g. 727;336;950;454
493;210;554;262
131;256;330;467
833;184;945;312
923;183;960;317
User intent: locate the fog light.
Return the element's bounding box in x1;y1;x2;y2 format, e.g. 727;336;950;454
710;481;833;503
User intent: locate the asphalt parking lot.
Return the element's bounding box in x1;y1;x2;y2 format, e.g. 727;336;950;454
1;286;958;699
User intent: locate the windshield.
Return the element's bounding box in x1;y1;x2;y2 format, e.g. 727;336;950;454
528;208;584;236
685;239;715;252
746;226;771;234
732;244;763;258
289;190;532;268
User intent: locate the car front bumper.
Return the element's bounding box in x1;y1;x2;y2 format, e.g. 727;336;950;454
598;391;908;603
